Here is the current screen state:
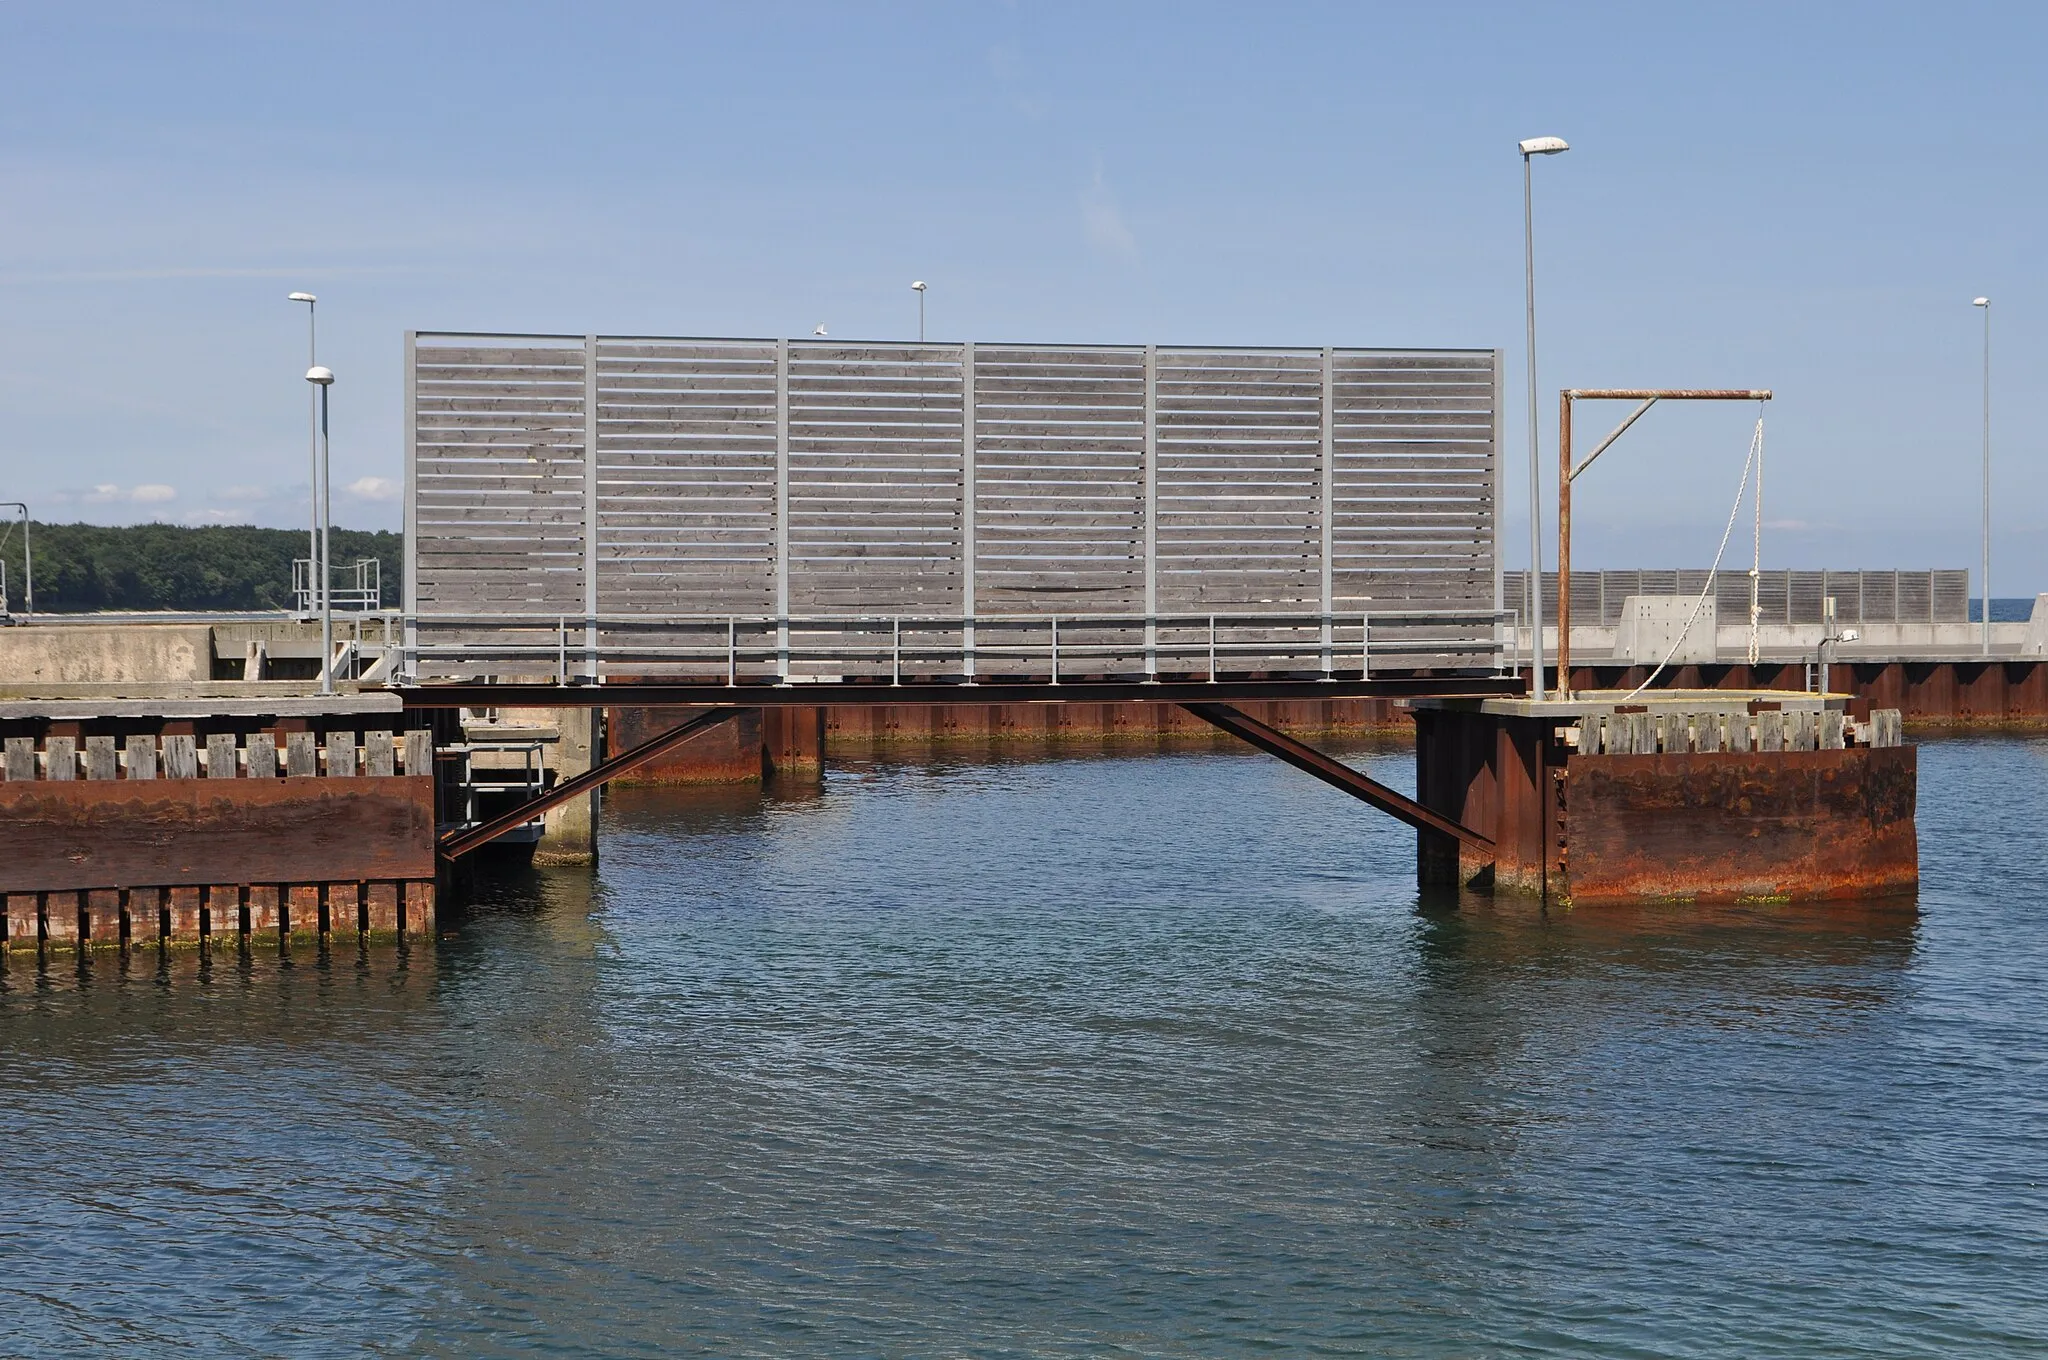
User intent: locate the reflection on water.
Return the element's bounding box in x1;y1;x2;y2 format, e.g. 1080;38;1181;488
2;735;2045;1356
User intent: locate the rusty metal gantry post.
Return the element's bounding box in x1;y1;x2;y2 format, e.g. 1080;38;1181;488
1557;388;1771;698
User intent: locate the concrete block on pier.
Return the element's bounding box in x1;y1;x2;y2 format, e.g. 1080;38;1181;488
1614;597;1717;665
2023;595;2048;658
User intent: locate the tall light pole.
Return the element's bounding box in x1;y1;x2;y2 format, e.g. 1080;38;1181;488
1519;135;1568;699
306;365;336;694
911;280;927;342
290;292;318;617
0;502;28;619
1973;295;1991;656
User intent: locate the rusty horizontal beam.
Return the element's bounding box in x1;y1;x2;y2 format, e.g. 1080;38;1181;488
1178;701;1494;851
1564;389;1772;401
438;707;741;860
395;675;1519;711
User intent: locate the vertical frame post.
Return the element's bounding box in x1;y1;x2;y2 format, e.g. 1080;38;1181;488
401;331;419;681
1491;348;1505;667
582;335;601;682
775;338;791;682
961;342;976;681
1143;344;1158;679
1320;347;1335;676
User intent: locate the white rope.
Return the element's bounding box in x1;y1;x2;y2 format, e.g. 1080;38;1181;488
1748;411;1764;664
1622;411;1765;701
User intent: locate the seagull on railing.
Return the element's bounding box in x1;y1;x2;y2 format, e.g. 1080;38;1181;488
813;324;828;335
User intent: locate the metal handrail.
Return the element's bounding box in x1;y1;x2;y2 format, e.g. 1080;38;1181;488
399;608;1512;685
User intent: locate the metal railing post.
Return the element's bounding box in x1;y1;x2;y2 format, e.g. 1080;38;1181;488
583;335;601;683
1143;345;1157;680
775;339;790;682
893;618;902;686
1050;616;1060;685
1208;614;1217;682
1361;613;1370;680
1320;346;1335;678
962;341;976;682
727;616;737;685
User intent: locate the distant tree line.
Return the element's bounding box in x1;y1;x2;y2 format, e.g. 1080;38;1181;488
0;522;400;613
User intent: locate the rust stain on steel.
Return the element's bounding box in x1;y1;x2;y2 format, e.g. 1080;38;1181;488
1562;746;1917;905
0;776;436;895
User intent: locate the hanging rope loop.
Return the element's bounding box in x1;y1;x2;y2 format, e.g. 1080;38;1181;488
1623;408;1766;701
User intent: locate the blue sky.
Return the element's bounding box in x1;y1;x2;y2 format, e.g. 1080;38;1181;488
0;2;2039;591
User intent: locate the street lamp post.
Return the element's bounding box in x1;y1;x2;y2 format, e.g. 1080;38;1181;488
0;502;29;619
306;365;336;694
1973;296;1990;656
290;292;318;617
1518;135;1569;700
911;280;927;342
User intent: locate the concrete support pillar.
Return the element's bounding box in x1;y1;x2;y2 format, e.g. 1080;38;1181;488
533;705;598;867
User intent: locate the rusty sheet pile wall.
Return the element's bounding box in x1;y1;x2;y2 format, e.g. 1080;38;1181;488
1;728;438;950
1415;701;1912;906
406;336;1504;682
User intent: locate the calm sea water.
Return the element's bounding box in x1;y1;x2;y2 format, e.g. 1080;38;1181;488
3;732;2046;1357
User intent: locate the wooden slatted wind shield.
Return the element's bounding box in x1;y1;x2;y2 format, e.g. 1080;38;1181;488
405;335;1503;683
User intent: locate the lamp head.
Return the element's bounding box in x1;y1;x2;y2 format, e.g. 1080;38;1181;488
1973;297;1990;307
288;292;317;303
1518;136;1569;156
305;365;335;385
910;280;927;292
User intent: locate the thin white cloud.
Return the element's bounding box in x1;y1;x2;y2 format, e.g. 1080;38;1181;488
219;485;270;501
1081;164;1137;258
346;476;399;502
76;482;179;505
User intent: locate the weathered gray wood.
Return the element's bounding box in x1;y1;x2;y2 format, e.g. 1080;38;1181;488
286;731;318;778
44;735;76;780
1821;709;1845;750
206;733;239;778
85;735;118;780
365;730;396;777
327;732;358;778
1757;710;1785;752
405;729;433;777
1789;709;1817;751
415;334;1498;675
124;734;159;780
245;733;278;777
4;737;35;781
162;734;199;779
